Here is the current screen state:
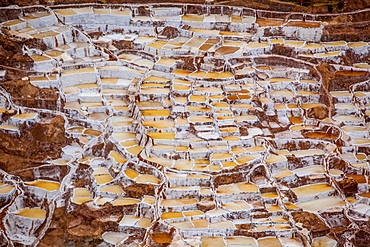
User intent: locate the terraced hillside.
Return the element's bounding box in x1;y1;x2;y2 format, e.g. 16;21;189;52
0;3;369;246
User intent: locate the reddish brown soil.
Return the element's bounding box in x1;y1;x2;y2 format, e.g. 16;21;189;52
339;178;358;196
0;115;68;173
322;22;370;42
39;204;124;247
123;183;156;198
307;106;329;120
292;211;330;237
1;80;60;110
0;28;46;70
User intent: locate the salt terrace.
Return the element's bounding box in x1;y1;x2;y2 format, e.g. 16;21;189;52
0;2;369;246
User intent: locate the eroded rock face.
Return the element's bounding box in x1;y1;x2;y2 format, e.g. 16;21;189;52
0;115;68;173
0;2;369;247
307;105;329;120
338;178;358;196
123;184;155;198
158;26;179;39
1;79;60;110
351;230;370;246
40;205;107;246
0;35;33;70
292;211;330;237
